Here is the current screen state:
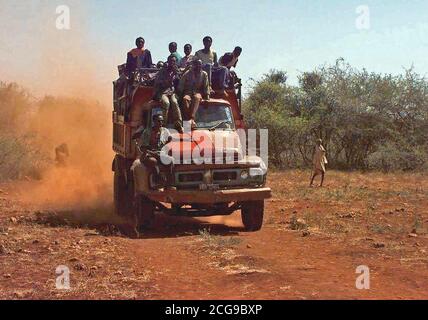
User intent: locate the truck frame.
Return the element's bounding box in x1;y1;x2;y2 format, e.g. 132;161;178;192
112;66;271;235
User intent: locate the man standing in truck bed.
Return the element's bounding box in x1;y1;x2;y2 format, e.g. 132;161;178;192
195;36;229;96
125;37;153;76
168;42;182;65
179;44;194;70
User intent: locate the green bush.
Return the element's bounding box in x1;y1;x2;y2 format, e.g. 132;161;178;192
0;82;33;133
243;60;428;171
0;134;49;181
0;82;50;181
367;144;426;172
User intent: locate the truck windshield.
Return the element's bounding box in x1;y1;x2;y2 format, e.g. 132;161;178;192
195;104;235;130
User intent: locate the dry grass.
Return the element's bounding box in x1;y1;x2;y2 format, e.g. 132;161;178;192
196;228;268;276
269;170;428;240
198;228;242;249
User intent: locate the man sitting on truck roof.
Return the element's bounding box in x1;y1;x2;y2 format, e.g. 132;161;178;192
153;55;183;133
133;114;175;192
177;59;210;129
125;37;153;76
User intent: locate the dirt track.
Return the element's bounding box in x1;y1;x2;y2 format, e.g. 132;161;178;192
0;171;427;299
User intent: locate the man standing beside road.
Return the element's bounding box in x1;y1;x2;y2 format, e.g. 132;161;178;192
177;59;210;129
55;143;69;167
310;139;328;187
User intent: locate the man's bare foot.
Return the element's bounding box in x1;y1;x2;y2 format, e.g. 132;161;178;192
175;123;184;134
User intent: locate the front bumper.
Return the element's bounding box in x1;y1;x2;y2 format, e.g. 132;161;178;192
146;187;272;204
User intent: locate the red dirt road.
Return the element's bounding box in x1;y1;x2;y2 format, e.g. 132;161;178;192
1;171;427;299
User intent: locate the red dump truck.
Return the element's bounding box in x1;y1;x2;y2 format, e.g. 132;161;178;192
112;66;271;234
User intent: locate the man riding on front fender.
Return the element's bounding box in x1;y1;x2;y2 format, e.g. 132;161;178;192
132;114;176;193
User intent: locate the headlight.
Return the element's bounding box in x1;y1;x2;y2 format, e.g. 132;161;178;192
259;159;267;172
249;159;267;177
240;170;249;180
249;167;264;177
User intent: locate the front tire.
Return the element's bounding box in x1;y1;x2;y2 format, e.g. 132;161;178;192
241;200;264;231
136;195;155;230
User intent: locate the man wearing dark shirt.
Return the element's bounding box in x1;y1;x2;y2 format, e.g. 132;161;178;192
219;46;242;69
125;37;153;76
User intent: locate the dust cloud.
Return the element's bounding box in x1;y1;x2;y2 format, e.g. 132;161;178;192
3;2;118;210
22;97;114;210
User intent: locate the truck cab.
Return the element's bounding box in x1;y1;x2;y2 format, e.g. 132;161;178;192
112;66;271;235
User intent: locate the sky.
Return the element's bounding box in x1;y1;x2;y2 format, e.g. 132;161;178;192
1;0;428;101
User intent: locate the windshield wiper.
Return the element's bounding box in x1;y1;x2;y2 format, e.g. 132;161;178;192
208;120;232;131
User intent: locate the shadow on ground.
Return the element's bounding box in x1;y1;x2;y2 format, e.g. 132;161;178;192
139;214;243;239
28;206;243;239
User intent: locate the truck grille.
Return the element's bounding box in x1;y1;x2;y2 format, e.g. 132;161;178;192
176;169;244;190
213;171;237;181
178;172;203;183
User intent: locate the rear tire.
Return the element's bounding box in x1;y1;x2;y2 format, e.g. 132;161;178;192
113;157;132;217
114;156;138;238
241;200;264;231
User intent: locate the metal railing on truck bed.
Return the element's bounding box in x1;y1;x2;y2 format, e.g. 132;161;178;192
112;65;243;159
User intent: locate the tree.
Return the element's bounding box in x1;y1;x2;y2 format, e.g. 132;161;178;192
243;61;428;171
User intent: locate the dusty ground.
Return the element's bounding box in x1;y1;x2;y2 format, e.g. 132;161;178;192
0;170;427;300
